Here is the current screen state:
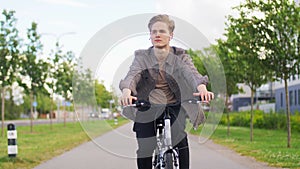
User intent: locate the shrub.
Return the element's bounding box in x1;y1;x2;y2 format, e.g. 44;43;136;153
291;111;300;132
219;110;300;132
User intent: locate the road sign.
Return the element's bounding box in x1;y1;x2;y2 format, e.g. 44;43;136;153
33;101;37;107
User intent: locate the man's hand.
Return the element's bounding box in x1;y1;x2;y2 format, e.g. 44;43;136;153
193;84;214;102
119;88;137;106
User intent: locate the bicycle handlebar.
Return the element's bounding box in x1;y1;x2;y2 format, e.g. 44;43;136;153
122;100;148;108
122;98;209;109
128;102;145;108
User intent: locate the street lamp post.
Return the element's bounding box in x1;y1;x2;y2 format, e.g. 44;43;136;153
41;32;76;59
108;99;115;120
42;32;76;46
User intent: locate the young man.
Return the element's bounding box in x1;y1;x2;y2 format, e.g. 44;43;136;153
119;14;214;169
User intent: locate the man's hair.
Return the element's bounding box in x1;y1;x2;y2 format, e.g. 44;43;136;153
148;14;175;33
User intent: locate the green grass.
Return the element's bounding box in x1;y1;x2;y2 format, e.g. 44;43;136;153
0;118;129;169
191;125;300;169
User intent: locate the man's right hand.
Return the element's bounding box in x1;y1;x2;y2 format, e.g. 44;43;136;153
119;88;137;106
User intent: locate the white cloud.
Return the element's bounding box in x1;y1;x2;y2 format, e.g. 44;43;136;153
36;0;93;8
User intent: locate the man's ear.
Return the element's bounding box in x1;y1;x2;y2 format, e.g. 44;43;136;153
170;32;174;40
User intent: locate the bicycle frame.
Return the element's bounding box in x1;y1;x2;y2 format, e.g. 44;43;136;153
123;99;208;169
154;107;179;169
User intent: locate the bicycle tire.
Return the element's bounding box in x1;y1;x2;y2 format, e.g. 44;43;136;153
164;152;174;169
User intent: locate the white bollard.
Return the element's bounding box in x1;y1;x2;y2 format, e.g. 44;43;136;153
113;112;118;125
7;123;18;158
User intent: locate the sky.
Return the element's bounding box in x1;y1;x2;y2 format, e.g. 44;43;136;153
1;0;244;93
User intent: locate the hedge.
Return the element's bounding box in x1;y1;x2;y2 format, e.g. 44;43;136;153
219;110;300;132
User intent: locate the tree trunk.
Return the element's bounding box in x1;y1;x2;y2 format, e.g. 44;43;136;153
49;94;53;130
63;101;66;127
284;78;291;148
73;105;76;122
1;87;5;137
30;92;33;133
226;94;230;136
250;88;254;142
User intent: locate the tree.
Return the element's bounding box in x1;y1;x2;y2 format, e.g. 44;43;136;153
55;51;75;126
19;22;48;132
188;49;208;77
44;41;63;128
188;47;227;140
188;47;227;95
224;1;274;141
217;39;241;136
0;10;20;136
94;80;113;108
1;86;24;120
241;0;299;147
3;82;26;119
73;66;95;121
36;92;54;116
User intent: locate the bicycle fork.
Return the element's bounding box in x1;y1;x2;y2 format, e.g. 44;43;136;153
164;118;179;169
154;117;179;169
154;123;164;169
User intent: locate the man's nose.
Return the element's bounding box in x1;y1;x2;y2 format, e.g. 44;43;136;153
153;31;162;36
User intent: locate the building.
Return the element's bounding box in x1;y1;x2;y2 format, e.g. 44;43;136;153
274;75;300;114
231;75;300;114
231;82;275;111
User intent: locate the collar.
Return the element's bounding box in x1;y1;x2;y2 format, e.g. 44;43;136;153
147;46;177;67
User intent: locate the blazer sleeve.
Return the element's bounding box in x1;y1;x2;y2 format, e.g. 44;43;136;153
119;50;143;95
180;53;209;86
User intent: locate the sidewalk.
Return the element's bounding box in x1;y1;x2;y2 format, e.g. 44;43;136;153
34;122;280;169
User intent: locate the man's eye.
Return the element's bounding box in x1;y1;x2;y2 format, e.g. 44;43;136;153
151;30;157;34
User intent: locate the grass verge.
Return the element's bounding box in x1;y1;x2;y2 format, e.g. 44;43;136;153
0;117;129;169
191;125;300;168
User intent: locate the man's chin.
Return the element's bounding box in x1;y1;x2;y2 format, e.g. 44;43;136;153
153;45;168;50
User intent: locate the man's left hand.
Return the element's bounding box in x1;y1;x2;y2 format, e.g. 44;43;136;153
193;84;214;102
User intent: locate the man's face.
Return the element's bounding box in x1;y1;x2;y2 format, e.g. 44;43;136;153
150;21;173;49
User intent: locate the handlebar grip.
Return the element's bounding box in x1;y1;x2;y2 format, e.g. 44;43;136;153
124;100;150;109
132;102;144;107
184;98;209;105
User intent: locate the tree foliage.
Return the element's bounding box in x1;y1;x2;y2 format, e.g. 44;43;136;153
55;50;75;101
0;10;20;87
19;22;48;132
19;22;48;95
94;80;113;108
216;39;243;136
0;9;21;136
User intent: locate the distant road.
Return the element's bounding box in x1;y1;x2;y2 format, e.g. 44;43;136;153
1;119;76;128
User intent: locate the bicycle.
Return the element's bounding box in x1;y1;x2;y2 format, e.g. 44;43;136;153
124;99;207;169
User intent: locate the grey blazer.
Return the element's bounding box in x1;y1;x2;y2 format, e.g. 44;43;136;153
120;46;209;128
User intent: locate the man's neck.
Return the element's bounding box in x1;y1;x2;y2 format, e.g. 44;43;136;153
154;46;170;61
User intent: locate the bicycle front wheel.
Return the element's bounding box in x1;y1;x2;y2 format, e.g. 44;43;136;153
164;153;173;169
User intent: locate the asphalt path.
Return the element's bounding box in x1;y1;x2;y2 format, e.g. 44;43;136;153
34;122;282;169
